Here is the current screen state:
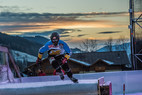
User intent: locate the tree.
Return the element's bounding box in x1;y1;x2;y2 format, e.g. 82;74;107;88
80;39;98;52
90;39;98;52
116;36;129;51
105;37;113;52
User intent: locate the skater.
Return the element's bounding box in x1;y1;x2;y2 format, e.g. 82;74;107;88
36;32;78;83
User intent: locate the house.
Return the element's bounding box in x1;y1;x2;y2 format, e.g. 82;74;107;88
70;51;131;72
25;51;130;75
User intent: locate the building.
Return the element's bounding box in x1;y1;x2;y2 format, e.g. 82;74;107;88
70;51;131;72
25;51;131;75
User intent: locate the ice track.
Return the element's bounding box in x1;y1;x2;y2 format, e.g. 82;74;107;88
0;79;98;95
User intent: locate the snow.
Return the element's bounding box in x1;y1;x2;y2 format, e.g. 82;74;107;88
0;79;98;89
0;70;142;95
69;58;90;66
117;92;142;95
11;50;37;62
0;79;98;95
102;59;114;65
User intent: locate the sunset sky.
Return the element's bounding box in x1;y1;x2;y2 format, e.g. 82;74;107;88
0;0;132;48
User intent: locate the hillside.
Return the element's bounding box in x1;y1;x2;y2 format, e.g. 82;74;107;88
0;32;42;56
0;32;81;57
23;36;50;45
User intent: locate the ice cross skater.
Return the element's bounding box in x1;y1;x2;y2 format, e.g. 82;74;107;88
36;32;78;83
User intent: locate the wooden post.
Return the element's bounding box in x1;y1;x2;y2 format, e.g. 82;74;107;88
98;77;104;95
123;84;125;95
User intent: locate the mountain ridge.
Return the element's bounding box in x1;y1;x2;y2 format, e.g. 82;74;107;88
0;32;42;56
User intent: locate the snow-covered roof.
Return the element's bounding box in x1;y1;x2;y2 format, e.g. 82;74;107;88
101;59;114;65
71;51;130;65
69;58;90;66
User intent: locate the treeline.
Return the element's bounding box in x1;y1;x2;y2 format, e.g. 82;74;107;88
0;32;42;56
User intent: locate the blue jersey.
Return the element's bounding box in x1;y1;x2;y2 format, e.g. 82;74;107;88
39;40;71;56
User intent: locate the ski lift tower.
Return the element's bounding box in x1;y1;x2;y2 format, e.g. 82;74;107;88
129;0;142;70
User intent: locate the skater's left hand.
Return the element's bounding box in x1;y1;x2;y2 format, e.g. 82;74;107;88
36;57;42;64
62;54;70;64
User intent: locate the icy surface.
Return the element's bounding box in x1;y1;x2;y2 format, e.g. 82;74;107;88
117;92;142;95
0;79;97;89
1;70;142;95
0;79;98;95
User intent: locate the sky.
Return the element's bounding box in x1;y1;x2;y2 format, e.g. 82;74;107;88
0;0;133;48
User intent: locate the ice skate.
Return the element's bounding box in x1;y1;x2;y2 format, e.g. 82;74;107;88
70;77;78;83
59;73;64;80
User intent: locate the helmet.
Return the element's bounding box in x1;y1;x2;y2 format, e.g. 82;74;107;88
50;32;60;46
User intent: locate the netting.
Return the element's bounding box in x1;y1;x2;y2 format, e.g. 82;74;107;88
0;51;15;83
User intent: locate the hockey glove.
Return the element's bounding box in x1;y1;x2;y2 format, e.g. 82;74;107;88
62;54;70;64
64;54;70;60
38;53;43;59
62;57;67;64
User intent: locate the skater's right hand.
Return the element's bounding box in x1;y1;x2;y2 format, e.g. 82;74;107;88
36;57;41;64
62;57;67;64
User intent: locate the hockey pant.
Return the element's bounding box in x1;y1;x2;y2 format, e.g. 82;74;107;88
50;58;72;78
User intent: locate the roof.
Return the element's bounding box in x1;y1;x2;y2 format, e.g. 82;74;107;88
69;58;90;66
71;51;130;65
101;59;114;65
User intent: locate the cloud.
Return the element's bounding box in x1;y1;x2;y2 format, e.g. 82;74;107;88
0;5;20;12
0;5;32;13
77;34;88;37
60;35;70;37
98;31;122;34
0;11;128;34
0;11;128;22
16;29;73;36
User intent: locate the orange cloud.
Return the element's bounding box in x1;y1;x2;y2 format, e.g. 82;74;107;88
1;19;124;33
0;12;129;36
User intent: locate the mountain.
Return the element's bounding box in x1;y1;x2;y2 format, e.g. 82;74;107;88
0;32;42;56
71;48;82;53
96;43;130;52
23;36;49;45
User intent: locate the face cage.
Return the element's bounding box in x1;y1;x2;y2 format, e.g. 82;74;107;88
52;39;59;46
